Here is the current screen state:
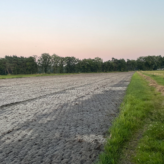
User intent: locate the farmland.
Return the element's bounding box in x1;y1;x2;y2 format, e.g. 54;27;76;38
0;72;133;164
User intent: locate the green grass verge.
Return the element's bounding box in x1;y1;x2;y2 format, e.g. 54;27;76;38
0;73;79;79
133;122;164;163
132;74;164;164
97;72;164;164
0;71;128;79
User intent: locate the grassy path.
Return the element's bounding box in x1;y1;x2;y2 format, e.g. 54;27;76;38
97;72;164;164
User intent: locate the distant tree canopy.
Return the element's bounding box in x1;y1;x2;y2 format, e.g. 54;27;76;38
0;54;164;75
37;53;51;73
0;56;37;75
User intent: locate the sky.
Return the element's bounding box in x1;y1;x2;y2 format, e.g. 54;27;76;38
0;0;164;61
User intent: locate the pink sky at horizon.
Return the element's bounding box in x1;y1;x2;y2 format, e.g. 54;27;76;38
1;34;163;61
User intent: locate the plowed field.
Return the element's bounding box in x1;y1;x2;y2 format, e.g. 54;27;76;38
0;72;133;164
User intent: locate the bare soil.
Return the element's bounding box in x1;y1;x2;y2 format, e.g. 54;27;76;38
0;73;133;164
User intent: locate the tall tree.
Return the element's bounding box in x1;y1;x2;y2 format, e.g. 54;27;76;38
26;57;37;74
0;58;7;75
65;57;78;73
59;57;65;73
94;57;103;72
38;53;51;73
51;54;61;73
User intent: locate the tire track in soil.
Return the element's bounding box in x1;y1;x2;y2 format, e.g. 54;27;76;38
0;72;134;164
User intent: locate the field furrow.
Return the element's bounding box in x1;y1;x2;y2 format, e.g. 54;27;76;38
0;72;133;164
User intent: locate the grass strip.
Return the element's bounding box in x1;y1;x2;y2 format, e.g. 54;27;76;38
97;72;159;164
0;73;79;79
133;122;164;164
0;72;125;79
132;73;164;164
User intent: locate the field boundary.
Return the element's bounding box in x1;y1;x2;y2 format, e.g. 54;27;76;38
97;72;164;164
139;72;164;94
0;71;131;79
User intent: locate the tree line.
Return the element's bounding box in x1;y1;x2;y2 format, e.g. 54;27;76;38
0;53;164;75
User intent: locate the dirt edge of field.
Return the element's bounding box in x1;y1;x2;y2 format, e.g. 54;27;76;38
139;71;164;95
